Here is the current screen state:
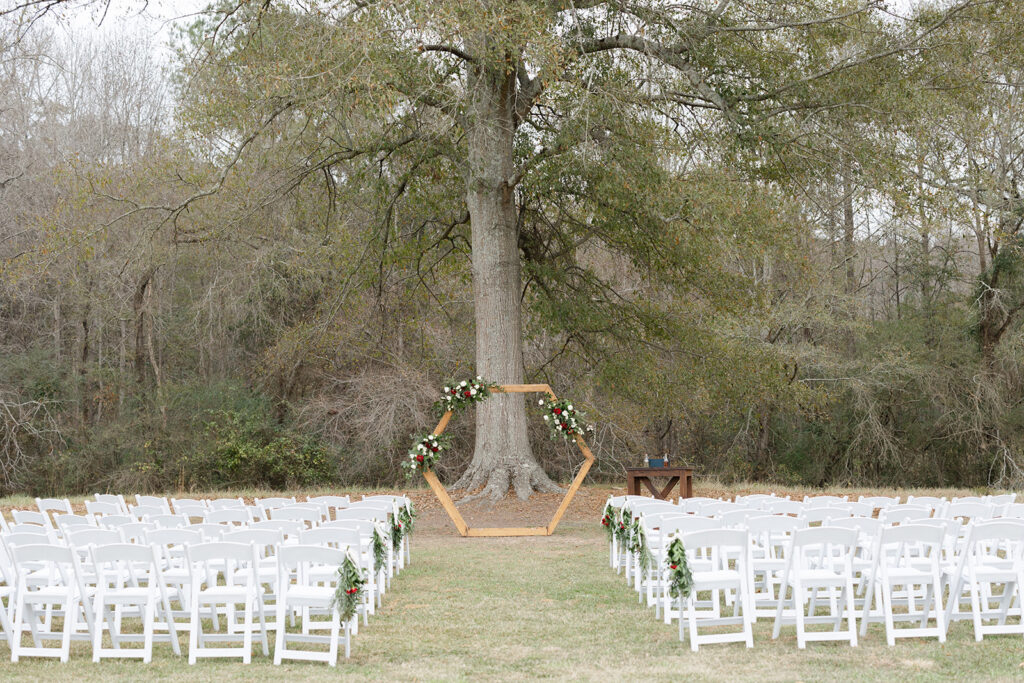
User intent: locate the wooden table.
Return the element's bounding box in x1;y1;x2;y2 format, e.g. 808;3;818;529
625;466;694;500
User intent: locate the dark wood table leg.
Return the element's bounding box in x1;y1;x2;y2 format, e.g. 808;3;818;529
682;471;693;498
640;477;661;497
656;477;680;500
627;474;638;496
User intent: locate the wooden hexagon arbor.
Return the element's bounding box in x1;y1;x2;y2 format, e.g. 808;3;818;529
421;383;595;537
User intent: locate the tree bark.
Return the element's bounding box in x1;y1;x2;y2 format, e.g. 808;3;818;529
449;56;562;501
133;266;155;385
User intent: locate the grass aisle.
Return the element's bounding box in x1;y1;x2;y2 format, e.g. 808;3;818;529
7;522;1024;681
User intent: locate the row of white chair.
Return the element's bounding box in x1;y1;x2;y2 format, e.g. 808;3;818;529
605;494;1024;650
0;493;415;666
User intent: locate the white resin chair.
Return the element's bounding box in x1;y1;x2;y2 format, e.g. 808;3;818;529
35;498;72;528
9;544;83;662
771;526;859;648
88;543;181;661
274;545;353;665
184;541;268;664
859;524;946;645
676;529;754;651
93;494;129;514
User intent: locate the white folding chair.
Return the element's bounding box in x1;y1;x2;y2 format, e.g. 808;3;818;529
11;510;51;529
184;541;268;664
85;501;122;517
205;508;253;528
307;495;352;522
130;505;167;522
859;524;946;645
658;517;724;623
93;494;129;514
9;544;83;662
746;515;805;618
271;505;323;529
772;526;859;648
676;529;754;651
274;545;354;665
255;497;298;521
943;520;1024;641
880;505;932;526
88;543;181;661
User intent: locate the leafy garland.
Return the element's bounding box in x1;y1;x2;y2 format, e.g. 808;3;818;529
390;511;404;552
371;523;387;574
538;397;592;441
629;516;652;572
614;506;631;546
435;376;499;415
665;538;693;600
402;432;451;477
398;501;416;534
331;552;366;621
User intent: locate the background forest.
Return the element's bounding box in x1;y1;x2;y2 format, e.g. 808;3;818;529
3;0;1024;496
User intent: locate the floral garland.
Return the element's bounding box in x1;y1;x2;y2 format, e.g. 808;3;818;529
371;523;387;574
435;376;498;415
665;538;693;600
614;505;632;546
402;432;450;477
601;503;619;542
538;397;592;441
331;552;366;621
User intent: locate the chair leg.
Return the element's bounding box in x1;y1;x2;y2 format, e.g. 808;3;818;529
143;594;155;664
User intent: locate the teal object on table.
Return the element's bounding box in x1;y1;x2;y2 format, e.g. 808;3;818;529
649;458;665;467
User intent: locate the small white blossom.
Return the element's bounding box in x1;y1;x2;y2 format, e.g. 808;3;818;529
567;404;573;411
443;386;450;393
470;389;477;396
538;399;545;405
460;380;467;387
543;415;549;421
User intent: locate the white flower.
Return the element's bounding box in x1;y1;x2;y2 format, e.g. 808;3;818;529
538;399;545;405
543;415;549;421
470;389;477;396
443;386;450;393
460;380;467;387
476;375;482;380
567;404;573;411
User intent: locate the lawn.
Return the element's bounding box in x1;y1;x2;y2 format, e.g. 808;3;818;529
3;491;1024;681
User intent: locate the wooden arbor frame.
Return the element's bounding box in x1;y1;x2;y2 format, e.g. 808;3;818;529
421;383;595;537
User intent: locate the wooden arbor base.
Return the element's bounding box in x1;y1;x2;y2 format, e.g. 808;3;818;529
421;383;595;537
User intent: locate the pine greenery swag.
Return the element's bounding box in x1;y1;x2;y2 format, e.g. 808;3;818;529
331;553;365;621
629;516;652;572
371;524;387;574
399;502;416;533
666;538;693;600
390;513;404;552
434;376;499;416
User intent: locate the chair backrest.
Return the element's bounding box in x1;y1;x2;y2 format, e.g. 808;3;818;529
208;497;246;510
185;541;259;586
11;543;78;584
803;495;849;508
222;528;284;553
188;523;227;540
277;544;346;574
4;531;58;549
185;540;257;564
90;543;158;588
681;528;750;554
829;516;882;538
12;509;50;527
963;519;1024;545
135;495;171;512
270;506;321;527
36;497;73;526
659;516;722;546
764;499;804;516
6;524;51;538
719;509;764;528
790;525;858;550
66;527;123;548
85;501;122;516
857;495;900;509
642;512;694;532
250;519;305;540
119;522;155;543
623;500;679;519
322;519;376;538
150;514;189;529
55;513;96;531
146;527;203;548
299;526;362;551
1003;503;1024;519
676;497;723;514
171;498;209;515
799;507;849;525
332;509;379;523
93;493;129;513
308;495;351;508
256;496;297;510
833;501;873;518
879;505;932;525
944;501;994;524
905;495;946;514
130;505;167;521
98;514;135;528
205;508;252;525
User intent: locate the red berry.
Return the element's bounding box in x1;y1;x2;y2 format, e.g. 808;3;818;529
670;564;677;570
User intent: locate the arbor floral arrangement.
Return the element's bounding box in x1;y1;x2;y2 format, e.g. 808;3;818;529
331;552;366;621
402;432;451;477
538;397;592;441
666;538;693;601
435;376;499;415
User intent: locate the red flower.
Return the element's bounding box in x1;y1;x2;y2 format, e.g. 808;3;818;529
670;564;678;570
451;389;457;395
561;423;568;429
463;390;471;397
553;408;562;415
601;518;609;526
431;447;439;452
416;454;424;463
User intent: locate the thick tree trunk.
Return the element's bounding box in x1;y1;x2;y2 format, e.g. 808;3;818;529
450;59;562;501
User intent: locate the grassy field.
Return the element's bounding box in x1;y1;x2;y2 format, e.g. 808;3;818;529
3;511;1024;681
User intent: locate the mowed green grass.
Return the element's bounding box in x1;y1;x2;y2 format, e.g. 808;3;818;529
3;522;1024;681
